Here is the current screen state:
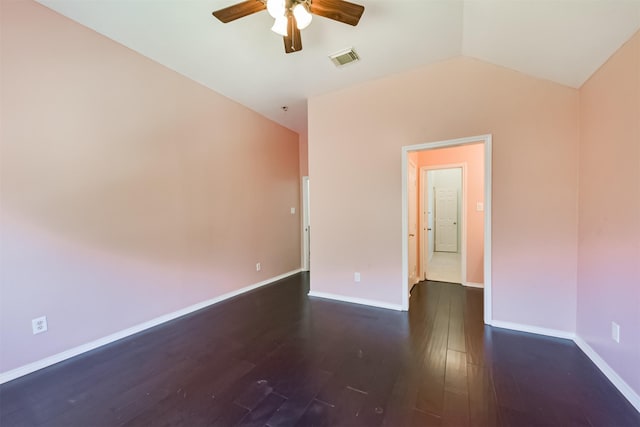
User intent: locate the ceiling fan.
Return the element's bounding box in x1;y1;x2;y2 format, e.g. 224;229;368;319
212;0;365;54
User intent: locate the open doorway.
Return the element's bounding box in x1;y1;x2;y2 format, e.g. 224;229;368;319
402;135;492;324
423;166;463;284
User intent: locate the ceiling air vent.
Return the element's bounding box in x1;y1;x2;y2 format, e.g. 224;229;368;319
329;48;360;67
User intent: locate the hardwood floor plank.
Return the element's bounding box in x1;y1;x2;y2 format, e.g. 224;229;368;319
447;285;466;353
380;367;419;427
415;284;450;415
492;369;524;413
466;364;501;427
355;357;400;427
314;345;377;408
414;370;445;415
295;399;333;427
463;288;487;366
266;369;331;426
442;390;470;427
327;386;368;426
234;379;274;411
410;408;442;427
237;392;287;427
442;348;470;425
444;349;468;396
211;402;249;427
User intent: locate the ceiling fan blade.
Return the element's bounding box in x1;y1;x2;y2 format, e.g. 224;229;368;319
283;14;302;54
212;0;266;23
309;0;365;26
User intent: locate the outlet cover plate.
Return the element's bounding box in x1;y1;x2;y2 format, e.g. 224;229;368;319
32;316;48;335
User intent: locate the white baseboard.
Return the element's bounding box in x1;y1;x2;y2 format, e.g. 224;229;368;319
574;336;640;413
308;291;403;311
490;320;640;413
489;319;576;340
0;269;302;385
463;281;484;288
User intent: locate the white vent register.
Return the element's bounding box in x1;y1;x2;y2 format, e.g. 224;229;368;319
330;48;360;67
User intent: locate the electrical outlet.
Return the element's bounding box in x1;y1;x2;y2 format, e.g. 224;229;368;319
354;272;361;282
611;321;620;343
290;207;296;215
256;262;261;272
32;316;48;335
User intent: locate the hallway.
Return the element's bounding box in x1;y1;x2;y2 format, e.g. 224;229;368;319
426;251;462;284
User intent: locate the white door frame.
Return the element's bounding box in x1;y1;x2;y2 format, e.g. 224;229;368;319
302;176;310;271
420;163;467;284
408;158;419;288
402;134;492;325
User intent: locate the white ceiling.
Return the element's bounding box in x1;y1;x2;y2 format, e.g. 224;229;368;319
36;0;640;134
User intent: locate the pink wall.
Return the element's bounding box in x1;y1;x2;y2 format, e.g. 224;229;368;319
0;0;300;374
416;143;485;284
309;57;579;331
577;31;640;396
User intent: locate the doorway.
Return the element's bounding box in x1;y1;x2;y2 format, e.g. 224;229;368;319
401;134;492;325
422;166;464;284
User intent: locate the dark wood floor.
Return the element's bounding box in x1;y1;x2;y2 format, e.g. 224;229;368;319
1;273;639;426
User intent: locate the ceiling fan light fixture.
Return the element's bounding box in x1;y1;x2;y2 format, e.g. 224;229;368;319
271;15;288;36
266;0;285;18
293;3;312;30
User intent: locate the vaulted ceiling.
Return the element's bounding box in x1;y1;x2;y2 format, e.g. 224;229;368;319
36;0;640;134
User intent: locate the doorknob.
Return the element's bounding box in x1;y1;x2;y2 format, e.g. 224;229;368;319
453;222;457;225
409;234;415;237
427;228;432;231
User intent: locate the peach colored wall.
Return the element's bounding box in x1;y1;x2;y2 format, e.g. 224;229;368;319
0;0;300;374
416;143;484;284
577;31;640;396
309;57;579;331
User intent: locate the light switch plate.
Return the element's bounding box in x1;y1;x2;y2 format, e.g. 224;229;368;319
476;202;484;212
611;321;620;343
290;207;296;214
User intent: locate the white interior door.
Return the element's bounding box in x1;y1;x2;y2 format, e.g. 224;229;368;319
408;161;418;288
435;188;458;252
